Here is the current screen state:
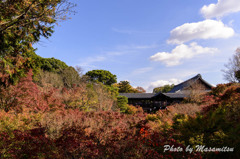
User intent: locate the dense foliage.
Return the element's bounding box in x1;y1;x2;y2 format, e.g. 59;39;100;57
1;1;239;158
117;80;146;93
0;0;75;57
0;0;76;88
1;61;239;158
85;69;117;86
170;83;240;158
0;108;202;159
0;59;202;158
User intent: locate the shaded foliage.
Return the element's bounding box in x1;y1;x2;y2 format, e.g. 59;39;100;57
0;109;202;159
0;69;63;113
0;129;57;159
0;55;32;86
170;83;240;158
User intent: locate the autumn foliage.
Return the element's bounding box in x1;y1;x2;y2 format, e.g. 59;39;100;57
0;59;202;158
1;56;240;158
1;0;239;157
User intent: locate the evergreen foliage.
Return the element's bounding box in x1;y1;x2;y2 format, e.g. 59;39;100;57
117;96;129;113
85;69;117;85
117;80;144;93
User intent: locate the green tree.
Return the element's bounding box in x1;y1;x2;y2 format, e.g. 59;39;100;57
0;0;76;57
153;84;174;93
118;81;132;93
40;57;68;73
23;51;68;73
117;96;128;113
85;70;117;85
117;81;140;93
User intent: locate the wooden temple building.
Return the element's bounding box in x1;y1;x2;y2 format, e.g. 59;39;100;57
119;74;213;112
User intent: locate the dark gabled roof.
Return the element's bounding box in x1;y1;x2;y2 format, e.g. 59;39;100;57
120;92;187;100
153;91;188;99
162;93;188;99
168;74;213;93
120;74;212;100
119;93;155;99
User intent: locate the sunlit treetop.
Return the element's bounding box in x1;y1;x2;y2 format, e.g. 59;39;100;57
0;0;76;57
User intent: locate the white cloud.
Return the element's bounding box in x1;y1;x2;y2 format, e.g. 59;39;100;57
150;42;218;66
167;20;234;44
147;78;183;93
201;0;240;19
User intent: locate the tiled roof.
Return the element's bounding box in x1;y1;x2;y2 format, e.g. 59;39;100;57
119;74;212;100
168;74;212;93
120;92;187;99
162;93;188;99
119;93;155;99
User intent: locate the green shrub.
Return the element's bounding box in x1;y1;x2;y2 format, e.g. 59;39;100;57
117;96;129;113
146;114;160;122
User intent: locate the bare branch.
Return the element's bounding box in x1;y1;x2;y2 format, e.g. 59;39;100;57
222;48;240;83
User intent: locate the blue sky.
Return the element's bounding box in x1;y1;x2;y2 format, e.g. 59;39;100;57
35;0;240;92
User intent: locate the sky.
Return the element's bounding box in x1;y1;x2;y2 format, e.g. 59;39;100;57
34;0;240;92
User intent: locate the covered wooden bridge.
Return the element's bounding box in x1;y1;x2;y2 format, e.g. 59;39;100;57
119;74;213;112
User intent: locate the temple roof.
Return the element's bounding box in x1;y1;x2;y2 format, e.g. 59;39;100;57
119;93;155;99
162;93;188;99
168;74;213;93
119;74;212;100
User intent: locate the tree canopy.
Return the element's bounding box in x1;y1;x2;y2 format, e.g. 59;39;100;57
0;0;76;86
0;0;75;57
117;81;133;93
85;70;117;85
117;81;145;93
